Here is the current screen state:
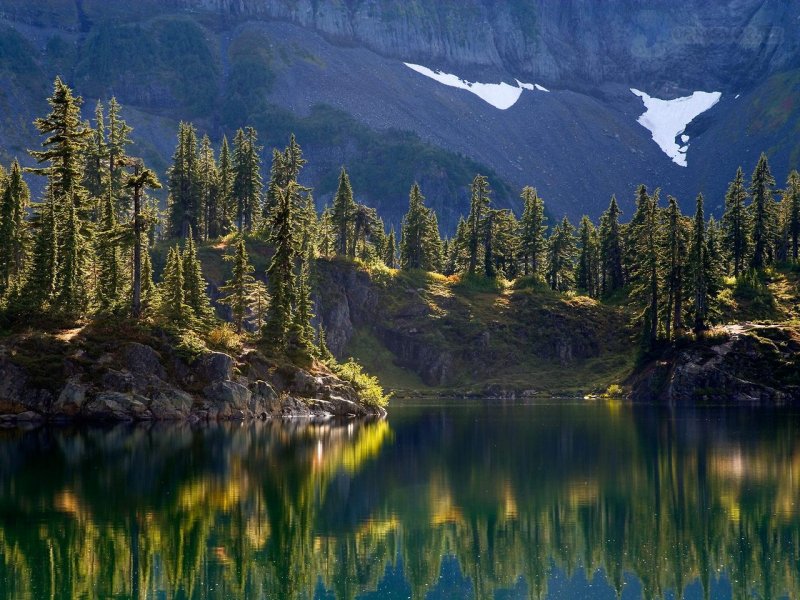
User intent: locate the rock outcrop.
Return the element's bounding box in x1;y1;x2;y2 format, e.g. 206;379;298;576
0;337;385;423
631;324;800;406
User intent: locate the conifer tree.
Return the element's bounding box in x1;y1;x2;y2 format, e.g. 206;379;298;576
547;216;577;292
198;134;220;240
125;163;161;318
689;193;712;334
576;215;600;297
332;168;355;256
785;170;800;262
167;122;201;239
599;195;624;295
95;192;122;311
219;238;256;333
749;152;776;270
140;242;157;314
483;209;496;278
318;208;335;258
519;186;547;278
0;161;30;294
217;135;235;235
248;280;270;332
290;253;315;353
317;323;334;362
722;167;750;276
158;245;192;328
400;183;432;270
627;187;661;348
467;175;491;276
264;182;301;348
56;195;86;313
182;228;214;323
662;196;688;341
106;97;133;213
492;209;520;279
384;226;397;268
83;101;108;218
232;127;262;232
24;186;59;307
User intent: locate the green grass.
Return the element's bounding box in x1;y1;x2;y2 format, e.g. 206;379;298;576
343;327;428;392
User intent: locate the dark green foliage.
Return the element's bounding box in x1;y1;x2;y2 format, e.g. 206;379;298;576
0;161;30;294
722;167;749;276
599;196;624;296
785;170;800;262
332;168;356;257
467;175;491;276
182;228;215;324
157;245;192;328
219;238;256;333
232;127;262;232
688;194;713;333
576;215;600;298
167;122;201;239
661;196;688;341
400;183;441;272
749;152;776;270
547;216;577;292
95;193;123;311
519;186;547;279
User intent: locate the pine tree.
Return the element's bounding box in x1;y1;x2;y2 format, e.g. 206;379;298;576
217;135;235;236
576;215;600;297
467;175;491;276
247;280;270;332
56;195;86;313
785;170;800;262
662;196;688;341
140;241;157;314
0;161;30;294
125;163;161;318
232;127;262;232
599;195;624;296
332;168;355;256
219;238;256;333
167;122;201;239
519;186;547;278
106;97;133;214
627;187;661;348
749;152;776;270
318;208;335;258
95;192;123;311
264;182;301;348
182;227;214;323
721;167;750;276
23;185;59;307
483;209;496;278
400;183;432;270
547;216;577;292
384;227;397;268
198;134;220;240
83;101;108;219
317;323;334;362
492;209;520;279
158;245;192;328
689;193;713;334
290;252;315;354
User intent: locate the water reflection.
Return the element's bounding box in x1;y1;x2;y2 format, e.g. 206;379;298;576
0;403;798;599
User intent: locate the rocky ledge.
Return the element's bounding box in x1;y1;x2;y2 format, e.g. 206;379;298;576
0;338;385;423
631;324;800;406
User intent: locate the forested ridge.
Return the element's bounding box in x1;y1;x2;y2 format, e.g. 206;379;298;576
1;78;799;396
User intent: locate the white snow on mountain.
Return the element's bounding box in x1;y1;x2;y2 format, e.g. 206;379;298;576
631;88;721;167
404;63;547;110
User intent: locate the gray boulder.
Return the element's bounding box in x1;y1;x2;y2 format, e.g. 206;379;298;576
53;378;88;417
196;352;235;383
122;343;166;378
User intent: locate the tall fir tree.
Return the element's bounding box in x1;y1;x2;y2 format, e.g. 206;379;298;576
749;152;776;270
125;163;161;318
182;228;215;323
662;196;688;341
95;192;123;311
106;97;133;215
400;183;433;270
83;101;109;219
627;187;661;349
467;175;491;276
547;216;577;292
24;185;59;307
599;195;624;296
576;215;600;298
785;170;800;262
721;167;750;276
519;186;547;278
0;161;30;294
198;134;220;240
384;226;397;268
157;245;192;328
332;168;355;256
232;127;262;232
219;238;256;333
167;122;201;239
689;193;712;334
217;135;235;236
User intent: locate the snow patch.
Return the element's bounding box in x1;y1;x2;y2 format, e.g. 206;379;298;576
631;88;721;167
404;63;547;110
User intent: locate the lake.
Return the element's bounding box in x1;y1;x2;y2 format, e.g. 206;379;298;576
0;400;798;599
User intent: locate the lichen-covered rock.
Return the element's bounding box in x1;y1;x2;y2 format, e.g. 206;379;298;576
53;378;88;417
149;388;193;420
122;343;166;378
196;352;235;383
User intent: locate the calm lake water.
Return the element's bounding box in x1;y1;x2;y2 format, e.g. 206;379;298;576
0;400;798;599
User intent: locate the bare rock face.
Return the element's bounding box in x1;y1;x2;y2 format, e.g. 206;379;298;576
0;340;384;423
632;325;800;406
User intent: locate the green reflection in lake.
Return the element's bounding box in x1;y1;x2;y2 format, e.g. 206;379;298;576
0;401;799;599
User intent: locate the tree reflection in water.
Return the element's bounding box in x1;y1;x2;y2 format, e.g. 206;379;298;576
0;403;798;600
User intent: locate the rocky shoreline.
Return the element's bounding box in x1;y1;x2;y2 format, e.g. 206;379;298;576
631;324;800;406
0;339;385;424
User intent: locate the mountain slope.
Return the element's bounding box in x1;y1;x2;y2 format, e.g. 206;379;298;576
0;0;799;229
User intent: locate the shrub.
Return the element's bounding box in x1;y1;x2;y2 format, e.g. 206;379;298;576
333;358;391;407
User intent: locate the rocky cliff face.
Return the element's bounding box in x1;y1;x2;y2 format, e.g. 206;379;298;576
167;0;799;91
0;332;384;423
632;324;800;405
